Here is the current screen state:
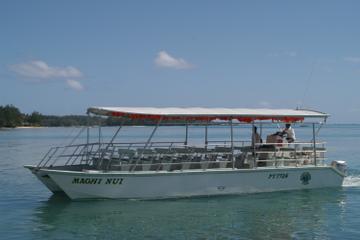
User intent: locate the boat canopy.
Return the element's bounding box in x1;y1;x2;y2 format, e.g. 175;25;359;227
87;107;329;123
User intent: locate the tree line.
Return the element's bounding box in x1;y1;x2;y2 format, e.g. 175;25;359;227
0;105;192;128
0;105;99;128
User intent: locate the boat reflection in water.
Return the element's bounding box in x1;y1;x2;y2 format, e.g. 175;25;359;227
31;188;347;239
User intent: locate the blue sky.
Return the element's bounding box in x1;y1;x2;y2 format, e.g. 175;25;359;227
1;0;360;122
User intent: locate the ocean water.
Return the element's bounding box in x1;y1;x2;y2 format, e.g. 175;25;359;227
1;125;360;239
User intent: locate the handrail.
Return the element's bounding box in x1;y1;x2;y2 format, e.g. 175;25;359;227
36;139;327;171
41;147;60;167
36;147;56;168
255;142;326;146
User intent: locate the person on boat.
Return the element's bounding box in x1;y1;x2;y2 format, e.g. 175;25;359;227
252;126;262;148
282;123;296;143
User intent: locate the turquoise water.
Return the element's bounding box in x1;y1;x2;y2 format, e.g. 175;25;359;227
1;125;360;239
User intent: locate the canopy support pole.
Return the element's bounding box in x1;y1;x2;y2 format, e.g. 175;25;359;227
185;122;188;146
205;119;208;150
98;116;102;165
230;119;234;169
312;123;317;166
108;120;124;146
310;121;324;143
98;117;102;146
101;118;125;170
144;117;162;150
132;117;163;172
86;112;90;164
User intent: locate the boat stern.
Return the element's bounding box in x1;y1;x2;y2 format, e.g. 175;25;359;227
331;160;347;176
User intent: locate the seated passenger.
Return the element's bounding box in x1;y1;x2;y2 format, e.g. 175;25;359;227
266;131;283;147
282;123;296;143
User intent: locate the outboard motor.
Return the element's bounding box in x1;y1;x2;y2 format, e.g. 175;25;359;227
331;160;347;175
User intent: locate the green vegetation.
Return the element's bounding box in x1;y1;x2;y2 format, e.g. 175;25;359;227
0;105;100;128
0;105;23;128
0;105;193;128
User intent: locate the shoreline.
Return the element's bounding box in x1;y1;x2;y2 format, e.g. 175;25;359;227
16;126;46;129
0;126;46;130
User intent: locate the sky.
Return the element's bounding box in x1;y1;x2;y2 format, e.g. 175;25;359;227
1;0;360;123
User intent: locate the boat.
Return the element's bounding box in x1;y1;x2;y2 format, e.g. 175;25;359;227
25;107;347;200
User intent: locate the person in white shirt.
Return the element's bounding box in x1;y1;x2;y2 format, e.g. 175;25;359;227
282;124;296;143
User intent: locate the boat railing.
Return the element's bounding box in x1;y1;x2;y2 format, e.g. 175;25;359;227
36;141;187;168
207;140;250;147
250;141;327;168
36;140;327;171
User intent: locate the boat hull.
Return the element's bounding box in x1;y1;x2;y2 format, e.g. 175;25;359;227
24;165;64;193
42;166;345;200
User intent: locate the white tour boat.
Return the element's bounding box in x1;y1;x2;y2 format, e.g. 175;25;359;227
25;107;347;200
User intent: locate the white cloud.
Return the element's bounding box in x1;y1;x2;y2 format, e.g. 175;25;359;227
268;51;297;58
285;51;297;57
259;101;271;107
66;79;84;91
155;51;193;69
344;57;360;63
9;60;83;79
267;53;280;57
9;60;84;91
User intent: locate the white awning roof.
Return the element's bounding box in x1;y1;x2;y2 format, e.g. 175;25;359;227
87;107;329;122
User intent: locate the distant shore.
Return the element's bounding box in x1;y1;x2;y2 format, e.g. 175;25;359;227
16;126;46;129
0;126;46;130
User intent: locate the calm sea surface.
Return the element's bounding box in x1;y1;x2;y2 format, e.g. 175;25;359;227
1;125;360;239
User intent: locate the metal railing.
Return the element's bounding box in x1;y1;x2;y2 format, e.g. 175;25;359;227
251;142;326;168
35;140;327;172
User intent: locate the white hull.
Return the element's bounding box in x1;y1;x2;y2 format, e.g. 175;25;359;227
24;165;63;193
42;166;344;200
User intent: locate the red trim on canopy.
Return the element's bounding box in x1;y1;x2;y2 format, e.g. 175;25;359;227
110;111;304;123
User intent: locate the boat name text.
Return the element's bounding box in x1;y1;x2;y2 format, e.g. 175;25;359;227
268;173;288;179
72;178;124;185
